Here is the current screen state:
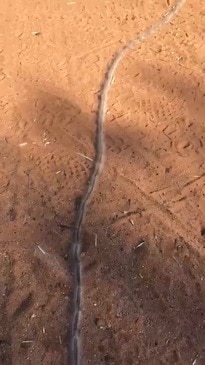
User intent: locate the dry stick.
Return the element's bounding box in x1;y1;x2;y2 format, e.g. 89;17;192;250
70;1;186;364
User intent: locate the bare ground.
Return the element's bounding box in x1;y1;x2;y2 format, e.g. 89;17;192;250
0;0;205;364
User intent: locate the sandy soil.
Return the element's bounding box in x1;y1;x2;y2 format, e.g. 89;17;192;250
0;0;205;364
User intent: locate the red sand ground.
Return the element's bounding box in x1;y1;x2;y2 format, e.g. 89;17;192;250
0;1;205;364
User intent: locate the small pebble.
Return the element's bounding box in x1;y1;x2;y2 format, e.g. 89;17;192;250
32;31;41;36
95;318;106;329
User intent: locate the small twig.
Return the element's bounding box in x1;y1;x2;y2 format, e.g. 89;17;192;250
150;184;172;194
57;223;71;230
52;229;67;241
129;218;134;226
136;241;145;249
36;244;46;255
111;209;143;223
76;152;93;162
25;171;30;190
94;233;98;247
182;173;205;189
172;256;181;267
111;76;115;85
192;355;198;365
